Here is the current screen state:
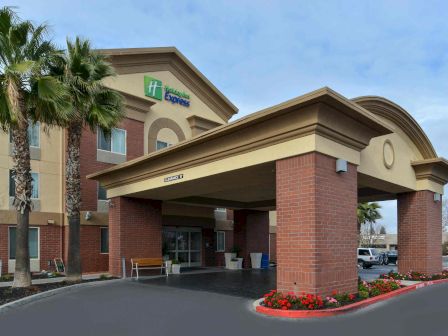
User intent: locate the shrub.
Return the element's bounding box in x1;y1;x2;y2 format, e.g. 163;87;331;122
359;290;369;299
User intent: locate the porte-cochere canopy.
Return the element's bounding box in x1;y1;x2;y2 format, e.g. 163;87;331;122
89;87;448;296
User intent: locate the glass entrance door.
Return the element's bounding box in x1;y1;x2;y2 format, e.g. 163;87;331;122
163;227;202;267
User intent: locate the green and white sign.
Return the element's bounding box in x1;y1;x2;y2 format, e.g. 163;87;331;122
144;76;163;100
144;75;190;107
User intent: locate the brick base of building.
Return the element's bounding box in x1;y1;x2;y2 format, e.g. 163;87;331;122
234;210;269;268
108;197;162;277
398;191;443;275
276;152;358;296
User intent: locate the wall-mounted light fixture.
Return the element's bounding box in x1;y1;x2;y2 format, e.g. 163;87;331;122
85;211;92;220
336;159;348;173
434;193;441;202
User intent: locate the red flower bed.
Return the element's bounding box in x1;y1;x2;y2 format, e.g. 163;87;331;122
261;279;402;311
380;270;448;282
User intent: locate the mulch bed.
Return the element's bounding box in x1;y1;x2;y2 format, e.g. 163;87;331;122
0;273;65;282
0;278;116;306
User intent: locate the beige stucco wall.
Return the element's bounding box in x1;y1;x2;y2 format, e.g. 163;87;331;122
358;115;444;194
0;127;64;214
103;71;227;154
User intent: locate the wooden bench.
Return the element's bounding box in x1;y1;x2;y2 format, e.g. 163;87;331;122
130;258;167;279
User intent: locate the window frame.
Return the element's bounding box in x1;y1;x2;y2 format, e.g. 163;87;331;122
28;121;41;148
100;227;109;254
9;170;39;199
97;127;127;155
9;121;41;148
156;140;171;151
8;226;40;260
97;182;108;201
216;231;225;252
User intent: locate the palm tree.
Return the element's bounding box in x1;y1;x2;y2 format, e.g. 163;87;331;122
0;7;68;287
357;202;382;247
51;37;124;281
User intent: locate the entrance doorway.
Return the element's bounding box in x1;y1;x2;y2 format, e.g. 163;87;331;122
163;227;202;267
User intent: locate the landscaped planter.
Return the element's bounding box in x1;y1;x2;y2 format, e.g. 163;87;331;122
224;253;236;269
228;260;239;270
250;253;262;269
172;264;181;274
236;258;243;269
254;278;448;318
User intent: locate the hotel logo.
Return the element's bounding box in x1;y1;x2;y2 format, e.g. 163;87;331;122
144;76;163;100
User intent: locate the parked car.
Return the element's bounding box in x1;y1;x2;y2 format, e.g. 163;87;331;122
357;248;380;269
385;250;398;265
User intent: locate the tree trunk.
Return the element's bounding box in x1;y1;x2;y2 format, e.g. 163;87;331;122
66;122;83;282
11;118;33;288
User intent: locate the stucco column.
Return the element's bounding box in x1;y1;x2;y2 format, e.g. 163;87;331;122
276;152;358;296
397;191;442;275
108;197;162;277
233;210;269;268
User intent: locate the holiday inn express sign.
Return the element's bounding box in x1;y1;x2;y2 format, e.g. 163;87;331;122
144;75;191;107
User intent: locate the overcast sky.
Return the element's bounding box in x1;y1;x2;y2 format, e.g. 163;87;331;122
11;0;448;233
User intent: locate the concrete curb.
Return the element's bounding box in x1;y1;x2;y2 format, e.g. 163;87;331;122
254;278;448;318
0;278;124;314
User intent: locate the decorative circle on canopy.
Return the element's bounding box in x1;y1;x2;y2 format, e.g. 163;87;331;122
383;139;395;169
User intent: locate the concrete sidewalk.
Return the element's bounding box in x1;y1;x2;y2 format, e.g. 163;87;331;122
0;273;108;287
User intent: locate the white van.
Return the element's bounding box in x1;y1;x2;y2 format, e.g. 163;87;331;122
357;248;380;269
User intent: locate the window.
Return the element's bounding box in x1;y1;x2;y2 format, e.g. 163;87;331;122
100;227;109;253
358;249;370;256
97;128;126;155
9;171;39;199
9;122;40;148
216;231;225;252
98;183;107;201
9;227;39;259
156;140;171;151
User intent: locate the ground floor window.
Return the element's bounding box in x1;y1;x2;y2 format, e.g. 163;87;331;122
163;227;201;267
9;227;39;259
100;227;109;253
216;231;225;252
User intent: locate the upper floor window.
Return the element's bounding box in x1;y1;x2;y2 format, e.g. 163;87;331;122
9;122;40;148
9;170;39;199
156;140;171;151
97;128;126;155
98;183;107;201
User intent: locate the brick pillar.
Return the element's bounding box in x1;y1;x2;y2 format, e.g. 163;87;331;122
233;210;269;268
109;197;162;277
397;191;442;275
276;152;358;296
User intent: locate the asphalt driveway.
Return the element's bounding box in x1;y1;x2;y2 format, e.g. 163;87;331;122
1;272;448;336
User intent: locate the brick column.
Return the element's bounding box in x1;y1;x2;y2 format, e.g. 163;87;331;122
276;152;358;296
109;197;162;277
233;210;269;268
397;191;442;275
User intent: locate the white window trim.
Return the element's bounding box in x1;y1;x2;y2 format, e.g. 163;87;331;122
8;121;41;148
8;226;40;260
31;172;39;200
29;121;41;149
100;227;109;254
8;170;40;200
216;231;225;252
97;127;127;155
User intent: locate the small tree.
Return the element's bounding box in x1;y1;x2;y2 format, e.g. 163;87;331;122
357;202;382;247
379;225;387;235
